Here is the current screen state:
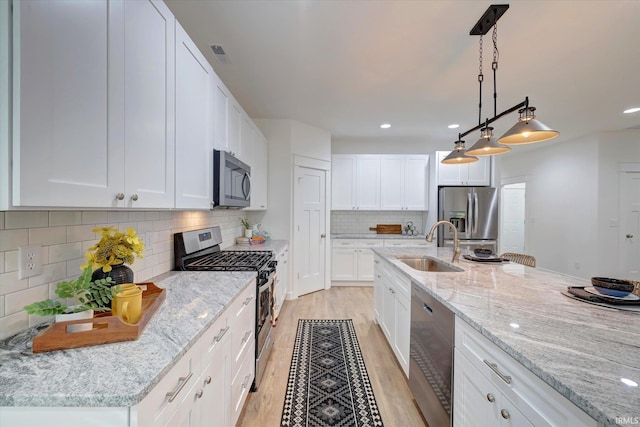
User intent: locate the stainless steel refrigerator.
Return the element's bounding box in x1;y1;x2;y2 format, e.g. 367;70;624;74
438;187;498;252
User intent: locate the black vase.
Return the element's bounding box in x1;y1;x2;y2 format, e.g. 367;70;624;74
91;264;134;287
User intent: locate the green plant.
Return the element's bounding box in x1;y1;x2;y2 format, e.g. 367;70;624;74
240;217;250;229
24;266;116;316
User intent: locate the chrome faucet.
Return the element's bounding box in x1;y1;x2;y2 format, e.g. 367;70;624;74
426;220;460;263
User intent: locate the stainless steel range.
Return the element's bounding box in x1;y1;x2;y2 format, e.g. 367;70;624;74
174;226;276;392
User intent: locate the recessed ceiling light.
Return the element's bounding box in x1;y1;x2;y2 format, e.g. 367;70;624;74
448;124;460;129
380;123;391;129
621;378;638;387
509;322;520;329
624;107;640;114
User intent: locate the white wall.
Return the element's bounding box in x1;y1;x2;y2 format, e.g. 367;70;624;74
499;129;640;278
332;138;440;155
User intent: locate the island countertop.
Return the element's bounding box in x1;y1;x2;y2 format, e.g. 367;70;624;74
0;271;255;408
373;247;640;427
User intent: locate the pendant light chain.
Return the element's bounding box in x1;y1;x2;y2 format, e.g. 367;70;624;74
492;22;499;117
478;35;484;126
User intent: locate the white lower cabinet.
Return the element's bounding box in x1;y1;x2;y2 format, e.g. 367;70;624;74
273;245;289;320
331;239;383;282
373;256;410;376
383;239;434;248
454;317;598;427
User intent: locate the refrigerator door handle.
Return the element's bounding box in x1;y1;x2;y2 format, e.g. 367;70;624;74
466;192;472;239
474;192;479;234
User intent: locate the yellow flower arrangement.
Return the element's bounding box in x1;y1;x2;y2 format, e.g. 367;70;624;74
81;227;144;272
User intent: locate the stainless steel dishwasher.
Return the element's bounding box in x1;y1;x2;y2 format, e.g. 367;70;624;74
409;283;454;427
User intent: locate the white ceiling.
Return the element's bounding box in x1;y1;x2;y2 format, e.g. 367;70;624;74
165;0;640;148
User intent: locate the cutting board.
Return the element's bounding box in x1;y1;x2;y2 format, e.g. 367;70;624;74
369;224;402;234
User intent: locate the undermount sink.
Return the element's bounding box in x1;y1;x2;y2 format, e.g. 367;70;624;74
396;256;464;272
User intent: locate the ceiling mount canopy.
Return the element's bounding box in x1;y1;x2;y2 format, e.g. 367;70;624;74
441;4;559;164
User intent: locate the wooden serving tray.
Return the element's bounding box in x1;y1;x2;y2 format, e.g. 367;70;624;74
368;224;402;234
32;283;166;353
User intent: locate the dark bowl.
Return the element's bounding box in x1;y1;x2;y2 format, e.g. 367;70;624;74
474;248;493;258
591;277;634;297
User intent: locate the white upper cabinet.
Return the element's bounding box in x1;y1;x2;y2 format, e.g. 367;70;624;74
174;22;213;210
213;76;230;154
247;131;268;210
122;0;175;208
380;154;428;210
331;154;380;210
436;151;491;186
228;102;242;159
11;0;175;208
12;0;120;207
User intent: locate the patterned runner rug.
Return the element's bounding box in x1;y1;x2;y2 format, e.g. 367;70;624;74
280;319;384;427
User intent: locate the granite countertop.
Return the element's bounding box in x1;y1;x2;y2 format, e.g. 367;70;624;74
0;271;255;407
331;233;426;239
225;239;288;253
373;247;640;427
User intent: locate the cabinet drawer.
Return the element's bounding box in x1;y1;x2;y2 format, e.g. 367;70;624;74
332;239;383;248
230;284;256;375
231;342;256;425
383;239;433;247
455;318;597;427
200;312;230;365
136;340;202;426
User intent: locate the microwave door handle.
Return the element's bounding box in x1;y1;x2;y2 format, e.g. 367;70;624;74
242;172;251;200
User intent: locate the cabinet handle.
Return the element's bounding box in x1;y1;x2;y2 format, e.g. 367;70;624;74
374;260;379;264
486;393;495;403
241;330;252;344
204;376;212;385
242;375;251;389
166;372;193;402
130;194;139;201
115;193;125;201
195;389;203;399
214;326;230;342
243;296;253;306
501;409;510;420
483;360;512;385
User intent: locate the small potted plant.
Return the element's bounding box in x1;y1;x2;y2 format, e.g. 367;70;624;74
24;265;116;331
82;226;145;286
240;218;252;238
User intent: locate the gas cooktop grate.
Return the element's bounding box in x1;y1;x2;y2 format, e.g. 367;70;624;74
184;250;272;271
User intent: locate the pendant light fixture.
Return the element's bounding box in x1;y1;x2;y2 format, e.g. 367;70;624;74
441;137;478;164
440;4;558;164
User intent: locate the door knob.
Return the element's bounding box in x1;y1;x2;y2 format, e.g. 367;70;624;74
626;234;634;238
320;234;326;238
130;194;139;201
115;193;125;201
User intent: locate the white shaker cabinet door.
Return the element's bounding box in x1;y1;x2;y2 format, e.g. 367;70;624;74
379;155;404;210
247;131;268;210
213;76;230;153
175;22;213;210
403;155;429;210
331;155;356;210
122;0;175;208
355;155;380;210
12;0;122;207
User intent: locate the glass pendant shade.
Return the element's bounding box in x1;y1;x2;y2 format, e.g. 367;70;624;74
441;140;478;164
465;126;511;156
498;107;559;145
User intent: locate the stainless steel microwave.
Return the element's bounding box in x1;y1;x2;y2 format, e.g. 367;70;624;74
213;150;251;208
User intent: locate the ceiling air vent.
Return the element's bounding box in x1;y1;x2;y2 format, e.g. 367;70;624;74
210;45;230;63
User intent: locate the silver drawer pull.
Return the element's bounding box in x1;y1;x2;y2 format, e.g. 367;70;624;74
242;375;251;389
483;360;512;384
501;409;510;419
204;376;212;385
241;330;252;344
214;326;230;342
166;372;193;402
486;393;495;403
195;389;203;399
243;296;253;306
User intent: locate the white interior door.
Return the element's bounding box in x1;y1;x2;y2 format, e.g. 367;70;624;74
500;182;526;254
294;166;326;297
619;172;640;279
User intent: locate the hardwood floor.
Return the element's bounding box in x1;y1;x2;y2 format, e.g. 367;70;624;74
237;286;426;427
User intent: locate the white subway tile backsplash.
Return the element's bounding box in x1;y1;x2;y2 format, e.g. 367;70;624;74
0;212;4;230
49;211;82;227
29;226;67;246
49;242;82;264
5;211;49;229
67;225;96;243
0;229;29;251
5;285;49;315
0;253;4;274
145;212;160;220
4;250;17;272
29;313;53;328
0;311;29;340
0;295;4;317
128;211;147;222
66;258;86;277
0;271;28;296
82;211;109;224
107;211;130;223
28;261;67;288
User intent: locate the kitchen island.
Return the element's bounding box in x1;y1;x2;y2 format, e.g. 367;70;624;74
373;246;640;427
0;270;255;426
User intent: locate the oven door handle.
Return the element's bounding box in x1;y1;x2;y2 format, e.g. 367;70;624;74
259;275;275;293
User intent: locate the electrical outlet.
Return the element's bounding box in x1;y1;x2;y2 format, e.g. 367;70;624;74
18;245;42;279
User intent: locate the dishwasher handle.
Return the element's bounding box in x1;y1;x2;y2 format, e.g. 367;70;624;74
422;303;434;315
